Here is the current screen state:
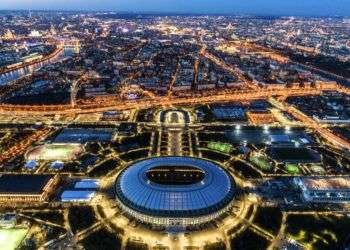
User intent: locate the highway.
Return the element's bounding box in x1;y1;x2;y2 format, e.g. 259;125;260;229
0;83;342;115
271;97;350;151
202;50;258;89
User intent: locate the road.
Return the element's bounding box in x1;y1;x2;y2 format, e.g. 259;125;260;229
0;127;52;164
271;97;350;150
202;50;258;89
0;84;341;116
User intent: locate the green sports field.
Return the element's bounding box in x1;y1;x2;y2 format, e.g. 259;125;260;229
310;165;326;174
0;228;28;250
285;164;300;174
250;155;272;170
27;143;84;161
207;142;233;154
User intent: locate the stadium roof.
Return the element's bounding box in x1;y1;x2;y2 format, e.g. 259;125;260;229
0;174;54;194
115;157;235;217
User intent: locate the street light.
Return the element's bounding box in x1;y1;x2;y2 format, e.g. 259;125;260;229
285;125;291;133
263;125;269;134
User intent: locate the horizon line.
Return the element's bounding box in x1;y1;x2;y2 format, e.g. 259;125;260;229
0;9;349;18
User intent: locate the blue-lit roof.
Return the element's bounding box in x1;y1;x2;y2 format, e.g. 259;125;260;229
74;179;99;189
54;128;114;143
270;134;291;143
115;157;235;217
61;190;96;201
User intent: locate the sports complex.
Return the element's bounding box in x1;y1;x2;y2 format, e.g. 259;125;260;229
115;156;236;227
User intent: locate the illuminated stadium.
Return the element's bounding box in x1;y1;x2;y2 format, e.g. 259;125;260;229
115;157;236;227
26;143;84;161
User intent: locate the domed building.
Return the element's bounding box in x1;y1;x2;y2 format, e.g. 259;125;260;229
115;156;236;227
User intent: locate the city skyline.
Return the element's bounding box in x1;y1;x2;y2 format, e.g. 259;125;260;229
0;0;349;16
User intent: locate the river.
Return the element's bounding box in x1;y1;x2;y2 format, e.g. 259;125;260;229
0;48;74;86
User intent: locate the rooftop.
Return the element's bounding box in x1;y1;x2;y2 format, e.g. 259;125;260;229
0;174;55;194
61;190;96;202
54;128;115;143
301;177;350;190
74;179;99;189
267;147;321;163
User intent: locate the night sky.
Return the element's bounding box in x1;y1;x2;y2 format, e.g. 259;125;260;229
0;0;349;16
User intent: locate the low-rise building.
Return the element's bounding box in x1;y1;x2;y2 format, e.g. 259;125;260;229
294;177;350;203
0;174;59;203
61;190;96;202
0;213;17;228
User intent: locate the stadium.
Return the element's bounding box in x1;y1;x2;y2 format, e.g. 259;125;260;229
115;157;236;227
26;143;84;161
